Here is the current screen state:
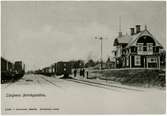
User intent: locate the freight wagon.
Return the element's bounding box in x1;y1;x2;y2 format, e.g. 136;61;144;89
14;61;25;78
55;62;72;77
1;57;15;83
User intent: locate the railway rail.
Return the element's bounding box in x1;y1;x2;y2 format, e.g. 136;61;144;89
38;75;63;89
66;78;143;92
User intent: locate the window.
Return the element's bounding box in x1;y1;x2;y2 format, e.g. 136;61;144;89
123;58;125;67
137;43;143;52
115;51;116;56
135;56;141;66
147;43;153;51
126;57;129;66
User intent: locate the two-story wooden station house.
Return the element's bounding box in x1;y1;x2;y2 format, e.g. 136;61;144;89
113;25;163;69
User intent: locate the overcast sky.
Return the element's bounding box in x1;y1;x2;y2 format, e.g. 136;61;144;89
1;1;166;71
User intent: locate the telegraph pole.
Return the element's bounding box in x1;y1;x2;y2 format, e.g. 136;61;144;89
95;36;104;70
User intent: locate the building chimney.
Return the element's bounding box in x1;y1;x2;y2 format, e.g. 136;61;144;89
130;28;135;35
136;25;141;33
118;32;122;37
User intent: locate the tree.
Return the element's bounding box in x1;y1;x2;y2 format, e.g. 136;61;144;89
85;59;96;67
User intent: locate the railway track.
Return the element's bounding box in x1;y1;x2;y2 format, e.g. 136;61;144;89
3;75;63;89
38;75;143;92
66;78;143;92
36;75;120;91
39;75;63;89
3;74;143;92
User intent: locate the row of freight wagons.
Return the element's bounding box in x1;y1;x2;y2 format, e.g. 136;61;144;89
36;61;72;77
1;57;25;83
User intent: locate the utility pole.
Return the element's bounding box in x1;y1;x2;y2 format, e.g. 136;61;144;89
95;36;104;70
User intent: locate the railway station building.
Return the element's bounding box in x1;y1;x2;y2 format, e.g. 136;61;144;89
113;25;163;69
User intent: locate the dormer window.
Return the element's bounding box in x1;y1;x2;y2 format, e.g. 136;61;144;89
137;43;143;52
147;43;153;51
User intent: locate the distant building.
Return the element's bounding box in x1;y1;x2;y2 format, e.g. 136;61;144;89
113;25;163;69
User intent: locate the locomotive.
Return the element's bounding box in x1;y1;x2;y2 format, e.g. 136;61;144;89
1;57;25;83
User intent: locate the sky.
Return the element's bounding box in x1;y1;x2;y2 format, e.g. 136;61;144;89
1;1;166;71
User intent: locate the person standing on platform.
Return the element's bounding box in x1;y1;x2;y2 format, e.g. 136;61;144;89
80;69;82;76
83;68;85;77
74;69;77;77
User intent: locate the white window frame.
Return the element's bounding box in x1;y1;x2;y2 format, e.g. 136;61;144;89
123;58;125;67
137;43;143;52
135;55;141;66
147;43;153;51
126;57;129;66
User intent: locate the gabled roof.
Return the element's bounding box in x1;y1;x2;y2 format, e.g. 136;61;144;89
126;29;163;48
126;32;142;48
113;34;132;46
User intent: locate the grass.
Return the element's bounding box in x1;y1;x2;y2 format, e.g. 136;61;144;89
91;69;165;87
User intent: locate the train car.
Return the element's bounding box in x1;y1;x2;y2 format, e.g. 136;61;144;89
14;61;25;78
1;57;15;83
40;64;55;76
38;69;43;74
55;61;72;77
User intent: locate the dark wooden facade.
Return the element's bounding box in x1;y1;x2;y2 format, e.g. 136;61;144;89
113;25;163;69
